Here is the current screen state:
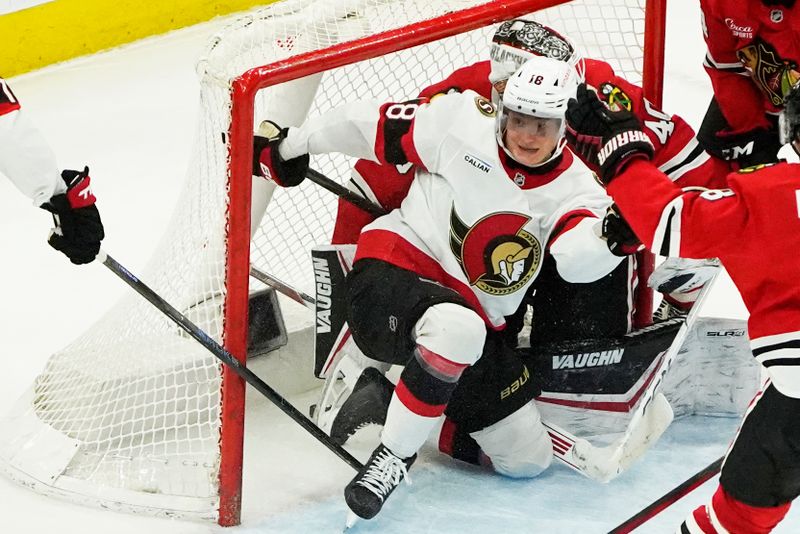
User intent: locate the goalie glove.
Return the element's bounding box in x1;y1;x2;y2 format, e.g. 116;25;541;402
602;205;644;257
41;166;104;265
565;84;655;184
252;120;309;187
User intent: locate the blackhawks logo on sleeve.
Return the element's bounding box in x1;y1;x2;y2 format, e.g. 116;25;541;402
449;207;541;296
598;82;633;112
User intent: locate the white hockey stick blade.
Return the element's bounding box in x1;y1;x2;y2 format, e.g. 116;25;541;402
544;393;673;483
574;393;673;482
545;269;719;482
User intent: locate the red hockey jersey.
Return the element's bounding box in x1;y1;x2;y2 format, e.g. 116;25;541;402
330;59;728;244
700;0;800;132
0;76;64;206
609;158;800;396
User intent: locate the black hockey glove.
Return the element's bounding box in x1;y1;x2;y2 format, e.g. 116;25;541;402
41;166;104;265
565;84;655;184
253;120;309;187
697;98;781;166
701;126;781;166
602;205;644;257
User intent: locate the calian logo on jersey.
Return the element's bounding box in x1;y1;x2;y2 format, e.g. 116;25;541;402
552;348;624;370
464;153;492;173
449;207;541;296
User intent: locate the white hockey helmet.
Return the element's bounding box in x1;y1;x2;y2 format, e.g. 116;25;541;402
496;55;580;166
489;18;583;97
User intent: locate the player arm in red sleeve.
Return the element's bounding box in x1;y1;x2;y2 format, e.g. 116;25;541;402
608;158;747;260
584;58;718;185
417;61;493;100
699;0;771;132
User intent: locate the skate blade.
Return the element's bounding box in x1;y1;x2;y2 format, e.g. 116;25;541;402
344;510;360;530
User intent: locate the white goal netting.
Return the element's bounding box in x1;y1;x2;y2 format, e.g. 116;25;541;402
0;0;653;523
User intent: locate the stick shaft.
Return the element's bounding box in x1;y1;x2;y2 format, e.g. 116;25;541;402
250;266;315;310
608;456;722;533
305;167;387;217
101;252;363;472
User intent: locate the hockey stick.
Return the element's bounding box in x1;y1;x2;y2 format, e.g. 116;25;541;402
256;120;388;218
304;167;388;218
544;270;720;482
250;255;688;481
99;250;363;472
250;265;315;310
253;163;702;482
608;456;723;533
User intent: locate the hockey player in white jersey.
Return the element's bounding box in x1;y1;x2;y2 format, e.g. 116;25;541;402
254;56;624;522
0;77;103;264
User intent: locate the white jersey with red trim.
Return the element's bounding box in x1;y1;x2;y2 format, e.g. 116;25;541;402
0;77;64;206
281;91;620;328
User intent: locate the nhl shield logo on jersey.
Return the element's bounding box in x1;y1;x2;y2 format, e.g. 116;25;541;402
449;207;541;296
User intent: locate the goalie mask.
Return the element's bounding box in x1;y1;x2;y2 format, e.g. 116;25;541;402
489;18;583;99
497;56;580;167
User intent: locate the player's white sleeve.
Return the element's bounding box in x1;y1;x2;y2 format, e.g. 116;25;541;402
279;99;383;162
550;217;624;283
0;109;64;206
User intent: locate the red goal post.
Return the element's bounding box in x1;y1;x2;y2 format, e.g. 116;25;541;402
0;0;666;528
221;0;666;525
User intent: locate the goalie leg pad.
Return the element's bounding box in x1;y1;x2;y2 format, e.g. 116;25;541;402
470;401;553;479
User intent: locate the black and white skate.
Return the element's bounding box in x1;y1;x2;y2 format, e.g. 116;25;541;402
330;367;394;446
344;444;416;521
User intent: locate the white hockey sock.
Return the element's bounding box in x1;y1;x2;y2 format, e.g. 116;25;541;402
380;393;442;459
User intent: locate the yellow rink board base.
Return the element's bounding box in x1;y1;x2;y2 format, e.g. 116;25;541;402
1;0;278;76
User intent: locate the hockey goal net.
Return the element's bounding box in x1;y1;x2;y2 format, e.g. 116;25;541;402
0;0;665;526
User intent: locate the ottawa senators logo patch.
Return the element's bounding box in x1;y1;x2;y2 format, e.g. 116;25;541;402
597;82;633;112
475;96;496;117
449;207;541;296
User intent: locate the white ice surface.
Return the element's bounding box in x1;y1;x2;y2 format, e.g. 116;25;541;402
0;2;790;533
